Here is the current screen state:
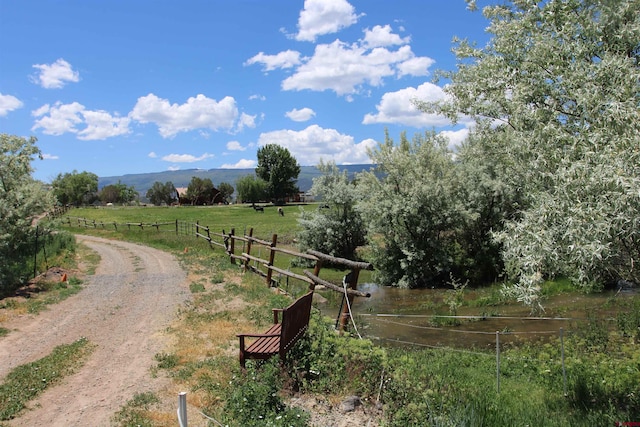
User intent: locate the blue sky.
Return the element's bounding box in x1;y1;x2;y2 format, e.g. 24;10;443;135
0;0;491;183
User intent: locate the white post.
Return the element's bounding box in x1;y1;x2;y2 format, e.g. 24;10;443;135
178;391;188;427
496;331;501;394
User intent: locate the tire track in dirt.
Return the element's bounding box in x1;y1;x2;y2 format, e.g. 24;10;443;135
0;235;190;426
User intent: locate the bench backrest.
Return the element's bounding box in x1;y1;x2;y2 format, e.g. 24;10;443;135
280;291;314;354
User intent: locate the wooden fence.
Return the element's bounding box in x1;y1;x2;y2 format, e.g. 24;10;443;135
63;215;373;332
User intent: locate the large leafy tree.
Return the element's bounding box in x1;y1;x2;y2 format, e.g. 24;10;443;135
297;160;366;260
235;174;267;206
418;0;640;305
0;134;54;293
99;181;137;205
217;182;234;204
52;170;99;206
185;176;218;205
255;144;301;203
145;181;177;206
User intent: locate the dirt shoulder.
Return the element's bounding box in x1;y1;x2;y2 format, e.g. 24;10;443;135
0;235;190;426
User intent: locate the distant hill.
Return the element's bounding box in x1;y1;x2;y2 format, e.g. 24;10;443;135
99;164;375;196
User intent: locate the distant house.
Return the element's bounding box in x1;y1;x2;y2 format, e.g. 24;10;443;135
175;187;188;205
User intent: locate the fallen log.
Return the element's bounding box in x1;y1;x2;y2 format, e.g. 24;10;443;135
303;270;371;297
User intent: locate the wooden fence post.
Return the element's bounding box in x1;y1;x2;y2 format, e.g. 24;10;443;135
266;234;278;287
243;228;254;271
229;228;236;264
338;269;361;333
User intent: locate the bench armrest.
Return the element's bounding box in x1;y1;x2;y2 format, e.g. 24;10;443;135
272;308;284;324
236;333;280;338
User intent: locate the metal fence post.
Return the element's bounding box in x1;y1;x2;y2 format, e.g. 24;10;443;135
496;331;501;394
178;391;188;427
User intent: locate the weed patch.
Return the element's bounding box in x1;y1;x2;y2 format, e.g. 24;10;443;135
111;391;160;427
0;337;94;420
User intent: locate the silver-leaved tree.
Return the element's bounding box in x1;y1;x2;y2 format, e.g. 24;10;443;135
418;0;640;307
0;134;54;293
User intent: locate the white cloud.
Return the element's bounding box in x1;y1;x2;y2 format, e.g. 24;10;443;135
397;56;435;77
32;102;83;135
148;152;157;158
280;38;433;96
77;109;131;140
247;17;434;98
31;101;130;140
249;94;266;101
439;128;470;149
220;159;257;169
285;107;316;122
168;166;180;171
0;93;23;116
282;41;399;95
41;153;59;160
245;50;302;71
296;0;360;42
130;93;238;138
258;124;374;165
363;24;409;48
236;112;257;133
31;58;80;89
362;82;452;127
226;140;246;151
161;153;215;163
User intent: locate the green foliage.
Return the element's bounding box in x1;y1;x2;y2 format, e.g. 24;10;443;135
357;130;483;288
111;391;160;427
98;180;137;205
154;352;179;370
223;359;309;427
218;181;234;203
235;174;267;204
255;144;301;203
297;160;366;260
418;0;640;306
0;134;55;294
290;312;387;397
52;170;98;206
145;181;177;206
185;176;220;205
0;337;93;420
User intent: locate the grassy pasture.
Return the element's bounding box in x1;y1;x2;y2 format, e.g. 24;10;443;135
61;204;371;287
66;203;310;242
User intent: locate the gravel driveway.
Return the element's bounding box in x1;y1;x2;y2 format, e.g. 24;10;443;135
0;235;190;426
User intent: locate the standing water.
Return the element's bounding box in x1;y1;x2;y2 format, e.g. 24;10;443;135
314;283;637;350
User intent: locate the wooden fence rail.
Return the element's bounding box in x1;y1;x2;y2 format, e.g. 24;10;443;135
62;215;373;332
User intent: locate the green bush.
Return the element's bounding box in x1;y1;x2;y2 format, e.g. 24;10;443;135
223;359;309;427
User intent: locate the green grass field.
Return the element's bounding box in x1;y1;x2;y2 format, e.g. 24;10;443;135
65;203;310;242
60;203;371;287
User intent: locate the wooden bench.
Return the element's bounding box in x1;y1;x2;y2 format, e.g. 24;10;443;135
237;291;313;367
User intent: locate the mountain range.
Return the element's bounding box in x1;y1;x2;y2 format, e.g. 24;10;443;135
98;164;375;195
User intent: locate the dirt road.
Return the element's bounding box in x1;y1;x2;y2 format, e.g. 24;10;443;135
0;235;190;426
